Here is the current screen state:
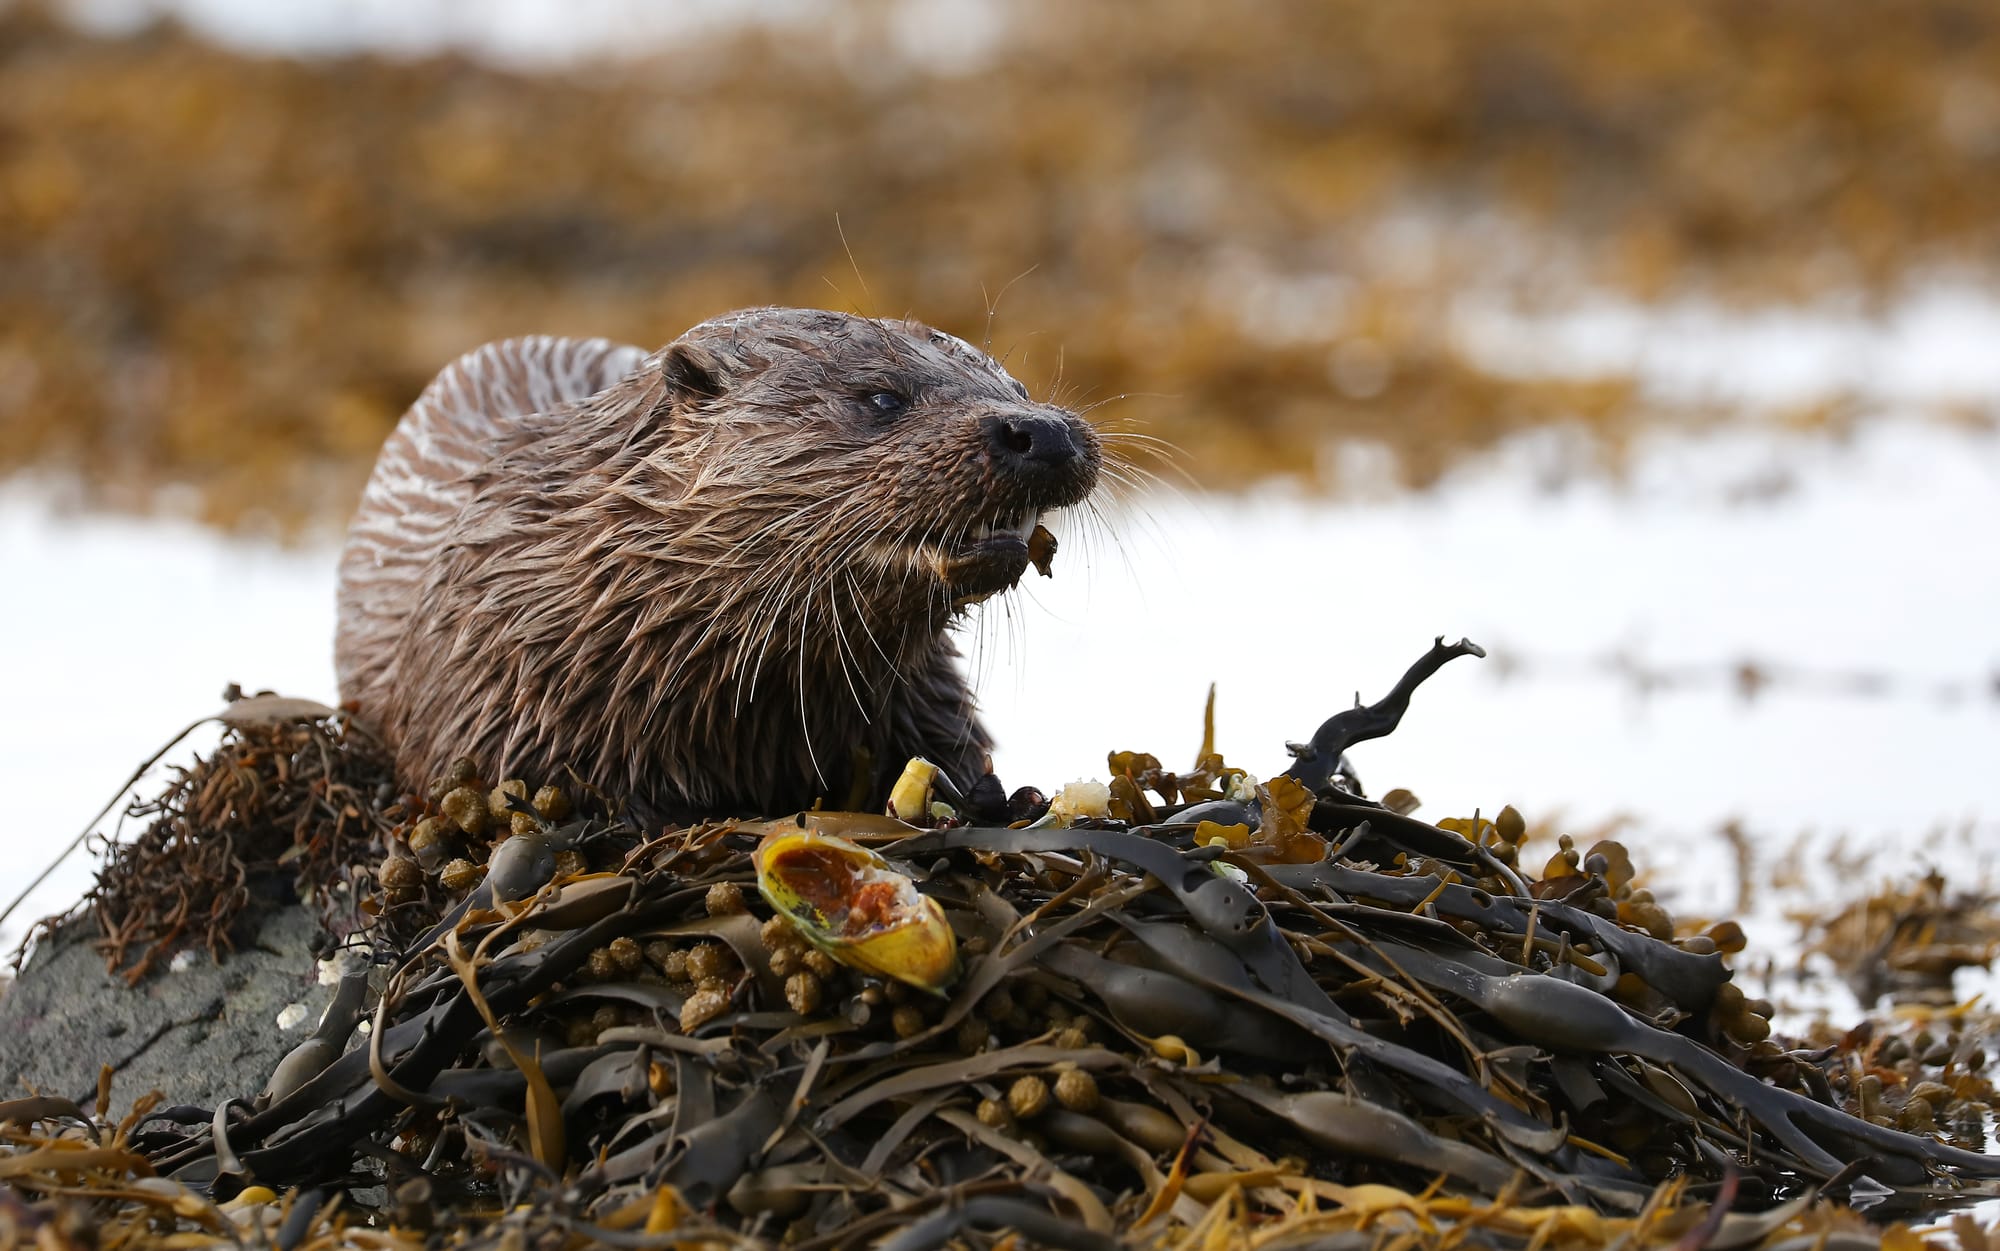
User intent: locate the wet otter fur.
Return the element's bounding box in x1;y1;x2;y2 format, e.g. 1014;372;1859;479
335;308;1102;823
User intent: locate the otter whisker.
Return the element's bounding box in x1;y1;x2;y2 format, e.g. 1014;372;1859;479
1070;391;1139;418
894;514;948;597
833;215;874;308
736;565;809;709
841;569;906;684
980;265;1040;355
725;566;791;707
824;574;874;722
1097;460;1176;501
1097;433;1191;485
821;491;909;565
706;494;844;570
725;493;882;702
794;619;829;790
1095;427;1183;458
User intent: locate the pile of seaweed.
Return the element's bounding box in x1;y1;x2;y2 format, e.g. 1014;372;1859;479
5;641;2000;1251
10;693;396;984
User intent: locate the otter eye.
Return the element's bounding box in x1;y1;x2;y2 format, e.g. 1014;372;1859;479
867;390;908;416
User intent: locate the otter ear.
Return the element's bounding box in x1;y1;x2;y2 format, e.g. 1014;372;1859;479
659;343;725;404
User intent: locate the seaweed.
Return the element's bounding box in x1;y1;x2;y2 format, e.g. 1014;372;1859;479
4;641;1997;1250
8;693;395;983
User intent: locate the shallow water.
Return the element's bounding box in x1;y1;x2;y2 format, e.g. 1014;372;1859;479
64;0;816;66
1454;280;2000;411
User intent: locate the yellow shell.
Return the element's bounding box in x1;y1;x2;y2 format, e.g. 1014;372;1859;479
754;825;959;994
885;756;939;822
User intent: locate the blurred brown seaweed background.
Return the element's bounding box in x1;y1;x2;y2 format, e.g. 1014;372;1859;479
7;0;2000;530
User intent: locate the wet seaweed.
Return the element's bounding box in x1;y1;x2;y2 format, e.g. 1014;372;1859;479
1808;872;2000;1009
14;693;396;984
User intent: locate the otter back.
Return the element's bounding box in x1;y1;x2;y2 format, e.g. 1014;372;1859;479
336;336;644;702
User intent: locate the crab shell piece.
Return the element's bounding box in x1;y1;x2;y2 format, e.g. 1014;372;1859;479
753;826;960;995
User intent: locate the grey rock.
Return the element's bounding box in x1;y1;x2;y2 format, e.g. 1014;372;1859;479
0;899;333;1112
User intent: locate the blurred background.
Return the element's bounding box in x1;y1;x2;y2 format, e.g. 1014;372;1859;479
3;0;1997;978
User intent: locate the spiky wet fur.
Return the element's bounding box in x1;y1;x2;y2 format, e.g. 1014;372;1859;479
335;308;1101;824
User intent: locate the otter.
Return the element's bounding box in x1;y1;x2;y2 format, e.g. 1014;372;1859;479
335;308;1101;824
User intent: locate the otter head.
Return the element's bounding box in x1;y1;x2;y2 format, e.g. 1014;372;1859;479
654;308;1102;625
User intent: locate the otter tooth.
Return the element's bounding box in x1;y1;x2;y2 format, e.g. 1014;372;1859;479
970;515;1036;542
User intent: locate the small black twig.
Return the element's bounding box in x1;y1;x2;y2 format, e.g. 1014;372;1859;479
1282;636;1485;793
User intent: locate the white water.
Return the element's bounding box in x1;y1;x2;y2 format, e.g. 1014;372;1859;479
54;0;1018;73
1453;281;2000;411
0;499;339;938
58;0;794;65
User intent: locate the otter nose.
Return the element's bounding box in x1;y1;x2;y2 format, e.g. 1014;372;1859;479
985;413;1082;470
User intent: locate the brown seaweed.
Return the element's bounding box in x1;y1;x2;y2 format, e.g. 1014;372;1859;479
8;640;1999;1251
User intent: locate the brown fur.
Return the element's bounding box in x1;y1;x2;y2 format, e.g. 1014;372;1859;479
335;308;1101;823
